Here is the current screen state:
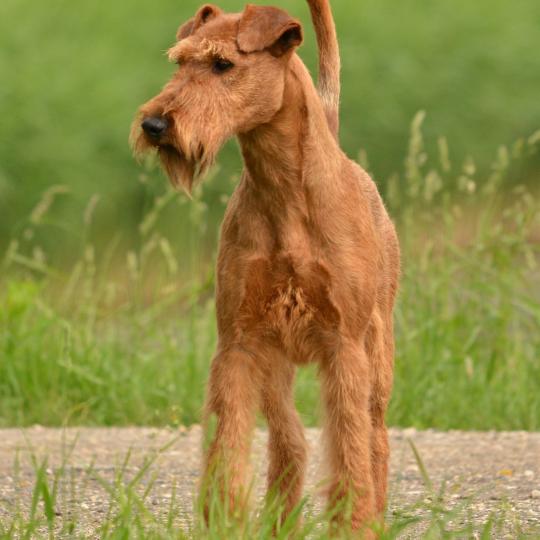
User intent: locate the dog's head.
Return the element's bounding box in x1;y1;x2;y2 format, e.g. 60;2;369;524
130;3;303;192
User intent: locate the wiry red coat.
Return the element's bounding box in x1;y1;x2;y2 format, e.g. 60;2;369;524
131;2;400;535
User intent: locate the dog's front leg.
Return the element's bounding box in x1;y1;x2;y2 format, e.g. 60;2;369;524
201;346;262;522
320;339;376;537
261;358;307;524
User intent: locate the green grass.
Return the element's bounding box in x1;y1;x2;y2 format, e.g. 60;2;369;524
1;0;540;252
1;117;539;430
0;438;534;539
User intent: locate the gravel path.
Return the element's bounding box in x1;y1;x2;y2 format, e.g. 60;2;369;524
0;427;539;538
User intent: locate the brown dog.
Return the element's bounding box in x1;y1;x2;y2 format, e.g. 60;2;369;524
131;1;400;533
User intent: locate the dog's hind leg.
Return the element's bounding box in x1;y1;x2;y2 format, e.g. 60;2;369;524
261;356;307;522
367;310;394;517
202;346;262;519
320;340;376;535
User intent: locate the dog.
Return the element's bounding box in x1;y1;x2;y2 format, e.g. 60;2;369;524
131;1;400;534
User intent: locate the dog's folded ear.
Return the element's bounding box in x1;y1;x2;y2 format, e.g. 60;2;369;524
177;4;223;40
237;4;303;57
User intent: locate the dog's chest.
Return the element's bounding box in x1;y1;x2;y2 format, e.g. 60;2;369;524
236;254;341;359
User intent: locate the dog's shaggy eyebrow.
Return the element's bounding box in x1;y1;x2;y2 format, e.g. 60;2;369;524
167;38;232;63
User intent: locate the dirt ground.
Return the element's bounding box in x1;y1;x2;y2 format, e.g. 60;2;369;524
0;427;539;538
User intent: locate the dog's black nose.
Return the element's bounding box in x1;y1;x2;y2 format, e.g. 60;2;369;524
141;117;169;139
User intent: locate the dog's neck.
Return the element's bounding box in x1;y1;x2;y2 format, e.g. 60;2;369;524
238;55;341;202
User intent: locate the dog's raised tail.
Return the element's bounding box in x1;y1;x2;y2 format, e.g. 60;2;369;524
306;0;340;138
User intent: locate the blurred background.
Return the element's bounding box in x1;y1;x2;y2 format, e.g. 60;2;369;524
1;0;539;254
0;0;539;430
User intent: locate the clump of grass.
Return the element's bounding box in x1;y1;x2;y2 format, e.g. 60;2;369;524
387;116;540;429
1;439;533;539
0;118;539;430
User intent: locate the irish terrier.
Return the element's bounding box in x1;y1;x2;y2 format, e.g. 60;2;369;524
131;0;399;533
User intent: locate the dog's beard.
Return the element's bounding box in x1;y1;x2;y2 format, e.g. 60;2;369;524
159;144;200;194
130;121;216;194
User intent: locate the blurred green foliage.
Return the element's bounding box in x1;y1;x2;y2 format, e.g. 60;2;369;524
1;118;539;429
1;0;540;253
0;0;539;432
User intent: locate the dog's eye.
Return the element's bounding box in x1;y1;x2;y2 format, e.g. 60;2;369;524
212;58;234;74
